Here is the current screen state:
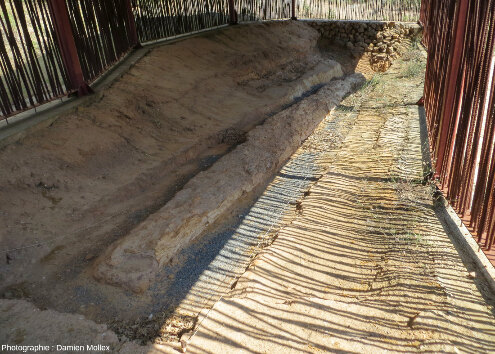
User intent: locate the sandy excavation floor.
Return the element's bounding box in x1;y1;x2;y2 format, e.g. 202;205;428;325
183;47;495;352
0;21;357;323
2;19;495;353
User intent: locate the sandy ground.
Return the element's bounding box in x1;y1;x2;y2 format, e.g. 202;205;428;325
0;21;358;323
184;49;495;352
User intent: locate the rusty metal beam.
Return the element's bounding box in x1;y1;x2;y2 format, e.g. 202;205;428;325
125;0;141;48
229;0;237;25
47;0;92;96
434;0;469;176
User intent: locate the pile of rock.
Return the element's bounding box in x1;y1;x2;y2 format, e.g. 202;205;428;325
306;20;422;71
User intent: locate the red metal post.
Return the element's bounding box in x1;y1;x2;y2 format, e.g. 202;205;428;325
291;0;297;20
125;0;141;48
48;0;92;96
434;0;469;175
228;0;237;25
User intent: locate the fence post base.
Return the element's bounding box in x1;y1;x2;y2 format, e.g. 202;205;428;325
77;83;94;96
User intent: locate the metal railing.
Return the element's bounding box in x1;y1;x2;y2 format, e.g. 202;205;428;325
65;0;137;83
0;0;69;118
0;0;138;121
132;0;230;43
422;0;495;250
236;0;291;22
297;0;420;21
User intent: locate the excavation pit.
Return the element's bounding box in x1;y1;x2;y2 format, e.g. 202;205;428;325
0;20;432;349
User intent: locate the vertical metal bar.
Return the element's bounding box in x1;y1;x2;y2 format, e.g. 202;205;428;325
229;0;237;24
47;0;91;96
434;0;469;176
291;0;297;20
125;0;141;47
